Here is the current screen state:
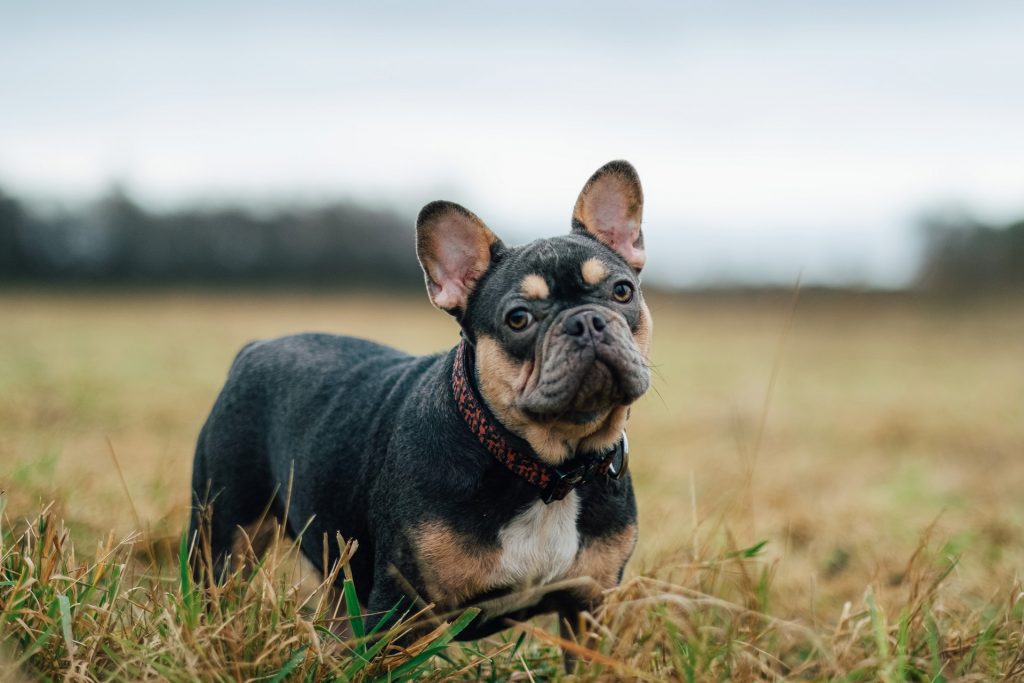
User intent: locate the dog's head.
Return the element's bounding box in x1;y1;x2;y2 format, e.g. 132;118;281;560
416;160;652;464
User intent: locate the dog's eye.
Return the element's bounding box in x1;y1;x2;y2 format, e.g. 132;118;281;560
505;308;534;331
611;281;634;303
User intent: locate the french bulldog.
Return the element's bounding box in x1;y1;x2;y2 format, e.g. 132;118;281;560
190;160;652;648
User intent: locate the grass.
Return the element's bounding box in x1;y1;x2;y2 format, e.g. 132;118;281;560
2;289;1024;680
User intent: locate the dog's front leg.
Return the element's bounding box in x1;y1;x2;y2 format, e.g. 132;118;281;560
362;571;409;638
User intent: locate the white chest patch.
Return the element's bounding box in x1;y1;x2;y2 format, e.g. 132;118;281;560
494;491;580;588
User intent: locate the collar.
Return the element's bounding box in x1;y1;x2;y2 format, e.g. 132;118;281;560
451;339;629;504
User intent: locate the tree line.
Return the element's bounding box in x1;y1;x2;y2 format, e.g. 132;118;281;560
916;212;1024;292
1;185;1022;291
0;187;422;289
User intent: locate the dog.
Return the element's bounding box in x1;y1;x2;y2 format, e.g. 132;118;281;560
190;160;652;646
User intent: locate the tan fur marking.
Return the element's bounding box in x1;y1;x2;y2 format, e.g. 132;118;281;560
477;335;616;464
520;274;550;299
567;523;638;602
578;405;628;454
580;257;608;286
476;335;533;422
413;520;501;608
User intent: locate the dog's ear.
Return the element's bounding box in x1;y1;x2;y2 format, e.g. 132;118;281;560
416;200;502;313
572;160;645;272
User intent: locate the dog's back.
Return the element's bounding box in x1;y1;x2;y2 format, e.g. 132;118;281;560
190;333;437;587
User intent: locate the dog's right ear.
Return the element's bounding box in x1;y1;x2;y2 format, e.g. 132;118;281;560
416;200;502;314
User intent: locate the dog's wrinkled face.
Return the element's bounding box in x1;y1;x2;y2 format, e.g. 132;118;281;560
468;237;650;423
416;161;652;463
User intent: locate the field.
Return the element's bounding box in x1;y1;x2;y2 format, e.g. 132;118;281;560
2;289;1023;681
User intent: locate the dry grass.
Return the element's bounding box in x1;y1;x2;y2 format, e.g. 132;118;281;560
2;289;1023;680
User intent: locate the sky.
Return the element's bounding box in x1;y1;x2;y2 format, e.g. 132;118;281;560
2;1;1023;287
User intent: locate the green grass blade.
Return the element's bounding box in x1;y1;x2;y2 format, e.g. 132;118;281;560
728;539;769;559
866;590;890;660
439;608;480;642
510;630;527;657
268;645;308;683
381;645;450;682
343;631;393;678
178;530;192;593
373;608;480;682
924;612;946;682
366;598;404;638
57;593;74;658
342;578;365;641
177;531;198;628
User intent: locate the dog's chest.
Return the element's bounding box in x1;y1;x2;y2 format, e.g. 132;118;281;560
493;491;580;587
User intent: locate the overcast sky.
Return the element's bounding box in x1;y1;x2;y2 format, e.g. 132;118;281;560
2;1;1023;286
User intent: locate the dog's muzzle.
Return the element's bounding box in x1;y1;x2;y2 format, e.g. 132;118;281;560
517;306;650;419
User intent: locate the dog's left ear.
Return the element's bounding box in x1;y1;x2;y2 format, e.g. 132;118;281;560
572;160;645;272
416;200;503;314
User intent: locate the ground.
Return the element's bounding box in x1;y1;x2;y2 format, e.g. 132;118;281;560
1;289;1022;681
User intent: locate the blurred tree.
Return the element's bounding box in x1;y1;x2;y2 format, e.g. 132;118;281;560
93;187;148;280
0;189;29;278
917;213;1024;292
0;186;421;289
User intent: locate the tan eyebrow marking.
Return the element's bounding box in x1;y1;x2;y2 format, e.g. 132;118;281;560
581;257;608;286
520;274;549;299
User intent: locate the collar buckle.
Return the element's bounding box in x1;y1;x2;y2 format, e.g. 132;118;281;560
608;431;629;480
542;438;623;503
542;462;594;504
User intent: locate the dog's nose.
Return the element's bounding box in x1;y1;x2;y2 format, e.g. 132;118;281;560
563;310;607;342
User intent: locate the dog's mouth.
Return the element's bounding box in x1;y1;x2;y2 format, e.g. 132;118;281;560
520;359;622;425
516;310;650;422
